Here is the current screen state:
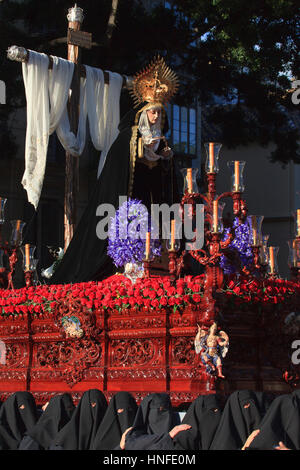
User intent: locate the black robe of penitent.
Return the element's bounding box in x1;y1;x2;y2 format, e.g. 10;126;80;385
173;394;222;450
49;389;108;450
92;391;138;450
0;392;39;450
210;390;272;450
124;393;177;450
18;393;75;450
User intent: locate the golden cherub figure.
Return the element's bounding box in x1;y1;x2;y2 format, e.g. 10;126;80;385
194;322;229;378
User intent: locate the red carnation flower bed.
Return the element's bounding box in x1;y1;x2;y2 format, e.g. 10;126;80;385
0;274;299;318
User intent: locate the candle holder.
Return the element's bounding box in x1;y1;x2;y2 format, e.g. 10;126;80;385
10;219;26;247
6;219;26;289
267;246;280;278
166;237;180;283
257;234;270;276
248;215;264;247
0;198;7;225
24;270;34;287
20;244;36;271
180;168;199;194
174;141;246;327
204;142;222;174
227;161;246;193
7;248;18;289
143;243;155;278
31;259;40;286
260;234;269;263
211;201;225;234
293;209;300;238
288;239;300;282
206;173;217;201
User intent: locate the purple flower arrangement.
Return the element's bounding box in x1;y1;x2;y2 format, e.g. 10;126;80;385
107;198;161;267
220;216;253;274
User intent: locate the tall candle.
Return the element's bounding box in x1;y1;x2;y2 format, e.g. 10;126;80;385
252;216;258;245
15;219;21;246
234;161;240;192
297;209;300;237
25;243;30;271
171;219;175;250
292;239;297;267
145;232;151;260
213;200;218;232
269;247;275;273
209;143;214;173
187;168;193;193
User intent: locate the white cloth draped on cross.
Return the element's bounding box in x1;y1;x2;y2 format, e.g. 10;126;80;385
22;50;123;209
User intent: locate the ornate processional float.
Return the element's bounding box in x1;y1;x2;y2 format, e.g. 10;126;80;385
0;140;299;405
0;4;300;405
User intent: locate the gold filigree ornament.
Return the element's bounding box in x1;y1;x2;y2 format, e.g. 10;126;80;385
130;56;179;107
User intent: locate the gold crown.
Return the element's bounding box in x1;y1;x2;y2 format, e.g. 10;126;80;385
130;56;179;108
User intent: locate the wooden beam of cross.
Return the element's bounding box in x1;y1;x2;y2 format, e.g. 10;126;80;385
64;4;91;252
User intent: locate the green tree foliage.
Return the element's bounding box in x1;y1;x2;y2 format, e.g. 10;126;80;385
171;0;300;163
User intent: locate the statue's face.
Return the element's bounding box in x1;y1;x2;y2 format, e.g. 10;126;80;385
210;323;217;334
146;107;161;124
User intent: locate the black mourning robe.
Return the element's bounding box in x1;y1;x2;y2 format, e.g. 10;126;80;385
124;393;177;450
0;392;39;450
49;389;107;450
248;390;300;450
18;393;75;450
50;103;178;285
210;390;272;450
92;391;138;450
173;394;222;450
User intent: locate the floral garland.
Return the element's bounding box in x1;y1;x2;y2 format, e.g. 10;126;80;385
221;276;300;311
107;198;161;267
0;275;205;317
0;275;299;318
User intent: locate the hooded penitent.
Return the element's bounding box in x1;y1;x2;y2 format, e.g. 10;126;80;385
248;390;300;450
49;389;107;450
0;392;39;450
124;393;177;450
173;394;222;450
92;391;138;450
210;390;272;450
18;393;75;450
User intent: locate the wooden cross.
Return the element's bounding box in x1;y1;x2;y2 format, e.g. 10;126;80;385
64;4;92;251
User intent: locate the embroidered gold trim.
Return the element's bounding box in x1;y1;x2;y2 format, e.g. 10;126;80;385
128;125;138;197
138;137;144;159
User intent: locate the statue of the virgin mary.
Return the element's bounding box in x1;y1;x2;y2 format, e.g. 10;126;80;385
50;56;179;284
